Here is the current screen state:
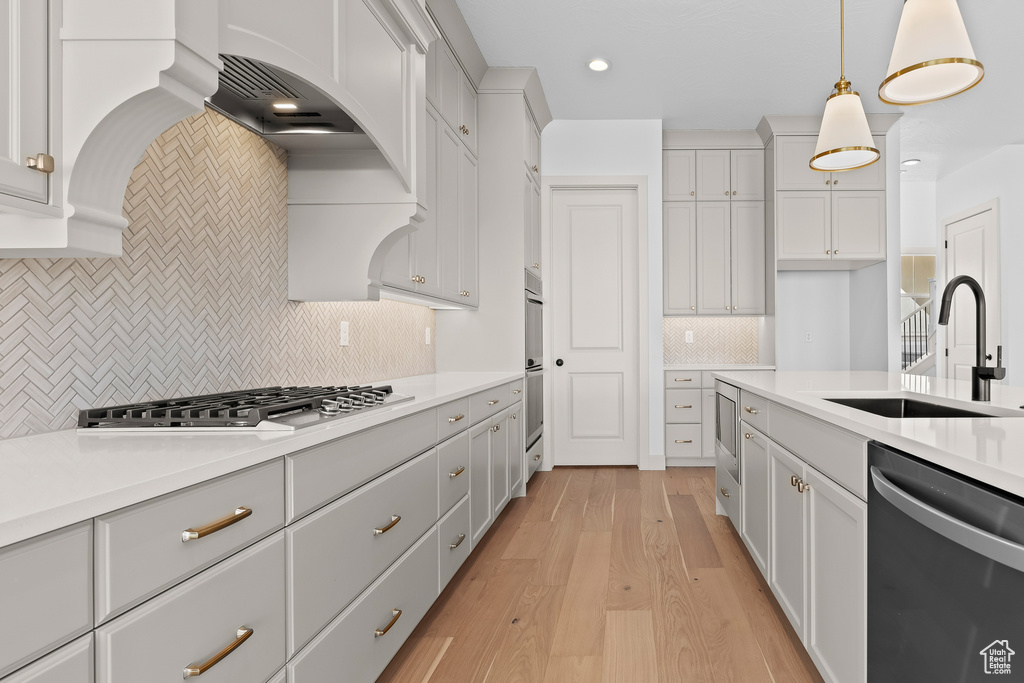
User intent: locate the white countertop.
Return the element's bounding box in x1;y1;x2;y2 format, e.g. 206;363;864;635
664;363;776;371
713;370;1024;498
0;371;522;548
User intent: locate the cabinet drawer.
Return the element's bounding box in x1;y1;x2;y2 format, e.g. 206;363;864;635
716;463;741;525
0;521;92;678
437;397;470;442
770;404;868;499
438;495;471;591
469;384;511;423
288;408;436;521
527;436;544;480
666;424;702;458
739;390;770;433
287;449;439;655
95;533;286;683
509;379;524;401
1;634;92;683
665;389;702;423
289;528;440;683
95;460;284;623
438;431;470;515
665;370;701;387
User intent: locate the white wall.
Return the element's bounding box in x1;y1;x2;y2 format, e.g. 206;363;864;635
541;120;664;465
776;271;851;371
900;181;938;251
936;144;1024;385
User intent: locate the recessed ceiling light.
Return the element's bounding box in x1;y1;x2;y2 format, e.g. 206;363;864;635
273;102;298;110
902;158;922;166
588;58;611;72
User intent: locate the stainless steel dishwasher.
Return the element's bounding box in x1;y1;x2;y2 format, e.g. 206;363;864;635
869;442;1024;682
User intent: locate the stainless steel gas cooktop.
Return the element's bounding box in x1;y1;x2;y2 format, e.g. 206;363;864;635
77;385;415;432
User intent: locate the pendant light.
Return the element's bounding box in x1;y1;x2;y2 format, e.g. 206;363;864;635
878;0;983;105
810;0;880;172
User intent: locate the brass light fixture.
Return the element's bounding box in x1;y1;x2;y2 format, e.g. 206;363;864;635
810;0;880;172
878;0;983;105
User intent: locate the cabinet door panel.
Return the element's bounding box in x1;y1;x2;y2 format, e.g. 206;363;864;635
829;137;885;191
831;191;885;261
458;148;478;306
469;422;491;545
695;150;730;200
740;425;770;577
438;127;462;302
663;203;697;315
730;202;765;315
701;389;716;458
530;181;541;275
3;634;93;683
777;192;831;260
490;413;510;516
509;404;524;495
412;106;441;297
663;150;696;201
459;75;477;156
437;44;461;132
695;202;731;314
806;467;866;683
769;443;807;640
731;149;765;200
776;137;831;191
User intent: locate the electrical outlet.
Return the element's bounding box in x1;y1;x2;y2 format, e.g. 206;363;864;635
805;331;813;343
339;321;349;347
685;330;694;344
425;326;431;345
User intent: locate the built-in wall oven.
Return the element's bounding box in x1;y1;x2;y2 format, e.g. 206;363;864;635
525;271;543;452
715;381;739;481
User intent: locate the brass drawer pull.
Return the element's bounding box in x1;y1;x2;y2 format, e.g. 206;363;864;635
791;475;799;487
491;424;501;433
533;453;542;461
26;153;54;174
375;608;403;637
744;433;753;440
448;414;465;423
488;399;500;406
675;439;693;444
183;627;253;678
798;480;810;494
674;404;693;409
373;515;401;536
181;507;252;542
674;377;693;382
720;488;731;498
449;533;466;550
512;389;522;395
744;406;758;415
532;165;539;173
449;466;466;478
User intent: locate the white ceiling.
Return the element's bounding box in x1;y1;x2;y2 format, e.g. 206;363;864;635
454;0;1024;181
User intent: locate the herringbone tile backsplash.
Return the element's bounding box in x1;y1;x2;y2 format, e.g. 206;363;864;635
0;108;434;439
663;317;759;364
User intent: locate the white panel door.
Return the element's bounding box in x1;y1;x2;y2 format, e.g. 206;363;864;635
731;149;765;200
777;192;831;260
731;201;766;315
831;191;885;260
551;188;639;466
945;206;1001;382
696;202;731;315
0;0;48;204
663;203;696;315
662;150;696;201
695;150;730;200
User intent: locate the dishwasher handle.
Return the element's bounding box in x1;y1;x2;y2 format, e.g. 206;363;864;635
871;466;1024;573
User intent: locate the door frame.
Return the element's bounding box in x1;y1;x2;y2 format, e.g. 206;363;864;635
541;176;651;469
938;198;1000;379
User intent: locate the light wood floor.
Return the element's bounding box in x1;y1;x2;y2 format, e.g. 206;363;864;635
378;467;825;683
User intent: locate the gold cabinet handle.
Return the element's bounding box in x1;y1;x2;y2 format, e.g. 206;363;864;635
744;406;758;415
448;466;466;478
374;608;403;637
512;389;522;395
726;306;731;310
449;533;466;550
512;413;518;420
26;153;54;174
532;165;539;173
448;414;465;423
798;480;810;494
488;399;500;406
674;377;692;382
791;475;799;487
833;250;838;255
532;263;540;269
744;433;753;439
533;453;542;461
183;627;253;678
182;507;252;542
491;424;501;433
832;180;838;186
720;488;730;498
373;515;401;536
675;439;692;444
674;404;693;409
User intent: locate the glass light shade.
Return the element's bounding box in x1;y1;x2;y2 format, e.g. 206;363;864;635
878;0;983;105
810;91;880;171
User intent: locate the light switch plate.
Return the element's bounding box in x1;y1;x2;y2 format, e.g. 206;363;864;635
805;331;813;343
339;321;349;347
425;327;431;345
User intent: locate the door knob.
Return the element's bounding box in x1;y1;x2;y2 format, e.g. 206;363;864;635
555;359;564;367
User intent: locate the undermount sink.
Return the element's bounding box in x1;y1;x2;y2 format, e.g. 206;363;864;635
825;397;998;419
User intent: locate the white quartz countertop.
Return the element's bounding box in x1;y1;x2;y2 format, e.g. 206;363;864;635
713;370;1024;498
664;364;776;371
0;371;522;548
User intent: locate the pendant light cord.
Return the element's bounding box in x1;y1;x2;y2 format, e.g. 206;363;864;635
840;0;845;81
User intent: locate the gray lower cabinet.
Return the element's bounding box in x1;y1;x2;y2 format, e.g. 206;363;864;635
490;409;511;517
438;495;471;591
1;634;92;683
95;533;286;683
739;424;769;577
769;442;807;638
508;404;524;495
438;430;471;515
469;420;492;545
288;528;440;683
0;521;92;679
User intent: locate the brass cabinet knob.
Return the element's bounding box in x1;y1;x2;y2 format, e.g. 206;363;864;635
533;263;540;269
533;165;539;172
720;487;730;498
744;433;753;439
833;179;838;186
26;153;54;174
724;191;729;196
690;191;695;196
834;250;838;255
826;250;831;255
732;190;737;195
791;475;799;487
826;179;831;185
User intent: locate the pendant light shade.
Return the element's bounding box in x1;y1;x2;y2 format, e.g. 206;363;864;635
878;0;983;105
810;0;879;172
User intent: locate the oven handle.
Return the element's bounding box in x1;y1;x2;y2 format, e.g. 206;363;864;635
870;466;1024;572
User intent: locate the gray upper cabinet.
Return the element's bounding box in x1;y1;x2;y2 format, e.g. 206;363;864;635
776;135;885;192
663;202;697;315
689;201;766;316
731;149;765;200
696;150;731;200
696;202;731;314
731;201;766;315
693;149;765;201
663;150;696;201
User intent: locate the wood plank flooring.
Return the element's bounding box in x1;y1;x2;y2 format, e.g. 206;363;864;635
378;467;824;683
